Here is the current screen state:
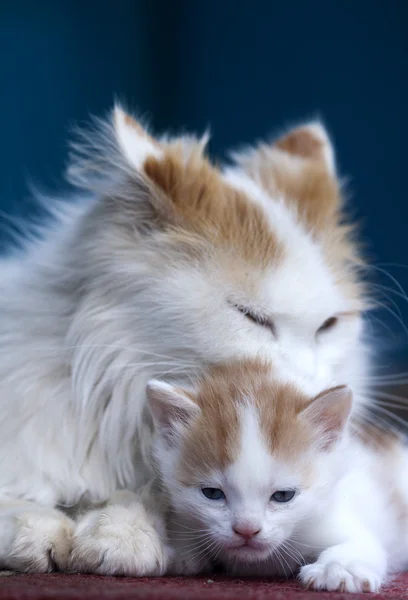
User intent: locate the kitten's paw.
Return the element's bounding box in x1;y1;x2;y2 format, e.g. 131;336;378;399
7;510;74;573
68;504;168;576
299;560;382;593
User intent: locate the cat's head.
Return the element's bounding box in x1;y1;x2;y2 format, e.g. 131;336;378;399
69;106;365;393
146;361;352;566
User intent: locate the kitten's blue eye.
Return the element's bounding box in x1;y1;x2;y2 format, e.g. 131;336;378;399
201;487;225;500
271;490;296;503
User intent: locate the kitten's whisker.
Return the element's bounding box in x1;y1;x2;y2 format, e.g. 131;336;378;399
274;546;290;578
281;540;305;567
180;537;214;553
185;538;219;568
168;519;208;532
289;539;324;551
170;532;211;541
279;543;300;575
211;540;225;564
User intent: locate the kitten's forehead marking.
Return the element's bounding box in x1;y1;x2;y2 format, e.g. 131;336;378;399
178;361;316;483
226;403;274;497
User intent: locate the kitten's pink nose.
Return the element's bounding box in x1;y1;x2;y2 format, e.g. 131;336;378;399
233;524;261;540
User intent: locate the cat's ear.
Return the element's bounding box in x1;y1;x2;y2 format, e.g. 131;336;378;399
68;105;211;230
146;380;201;446
113;105;163;171
300;385;352;449
273;122;335;175
67;105;163;193
231;122;341;228
233;121;335;177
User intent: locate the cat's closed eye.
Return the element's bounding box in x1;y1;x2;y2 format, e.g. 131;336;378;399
234;305;276;336
270;489;296;503
316;316;338;335
201;487;225;500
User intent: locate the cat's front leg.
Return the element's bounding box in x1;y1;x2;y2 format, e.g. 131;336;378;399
298;514;387;593
0;500;74;573
68;489;169;576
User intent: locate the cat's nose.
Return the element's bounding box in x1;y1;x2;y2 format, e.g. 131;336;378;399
233;524;261;540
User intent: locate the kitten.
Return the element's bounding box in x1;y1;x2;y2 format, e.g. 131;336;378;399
0;105;368;573
146;361;408;592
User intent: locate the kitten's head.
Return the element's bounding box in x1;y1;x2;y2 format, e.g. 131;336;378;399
146;361;352;566
69;107;365;394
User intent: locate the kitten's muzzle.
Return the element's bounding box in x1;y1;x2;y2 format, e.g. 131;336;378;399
233;523;261;540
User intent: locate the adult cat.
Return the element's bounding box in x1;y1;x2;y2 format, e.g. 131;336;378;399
0;106;367;573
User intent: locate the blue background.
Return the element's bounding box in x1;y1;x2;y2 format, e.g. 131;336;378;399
1;0;407;363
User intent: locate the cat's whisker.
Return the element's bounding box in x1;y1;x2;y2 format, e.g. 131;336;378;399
369;288;405;323
367;264;408;303
369;403;408;430
366;313;395;337
369;300;408;337
352;405;399;434
372;390;408;406
372;400;408;412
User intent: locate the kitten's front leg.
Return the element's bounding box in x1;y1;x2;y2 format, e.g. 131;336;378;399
68;488;170;576
299;513;387;593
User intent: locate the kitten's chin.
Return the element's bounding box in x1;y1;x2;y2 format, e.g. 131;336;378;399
224;542;272;564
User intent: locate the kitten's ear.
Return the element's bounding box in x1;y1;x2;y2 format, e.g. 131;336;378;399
231;122;341;229
300;385;352;449
113;105;163;171
146;380;200;446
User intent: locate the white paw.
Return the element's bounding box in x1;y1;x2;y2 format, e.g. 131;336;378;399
7;510;74;573
299;560;383;593
68;504;168;576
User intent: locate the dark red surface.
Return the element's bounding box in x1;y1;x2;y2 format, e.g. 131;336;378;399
0;574;407;600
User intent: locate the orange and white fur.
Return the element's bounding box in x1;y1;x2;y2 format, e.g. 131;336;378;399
0;106;370;574
147;361;408;592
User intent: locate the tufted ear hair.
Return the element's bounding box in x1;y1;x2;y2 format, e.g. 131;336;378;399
112;106;163;170
230;121;342;230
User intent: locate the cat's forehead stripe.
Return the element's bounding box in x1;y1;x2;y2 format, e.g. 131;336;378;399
144;150;284;269
142;138;363;305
